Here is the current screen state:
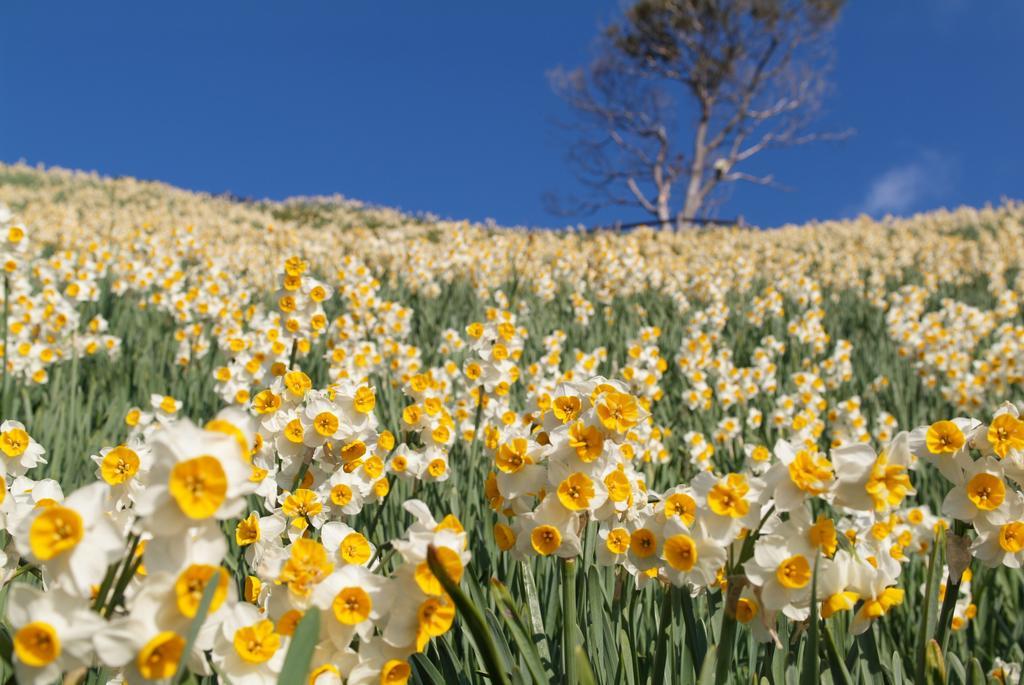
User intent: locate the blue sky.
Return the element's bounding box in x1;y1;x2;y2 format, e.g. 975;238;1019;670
1;1;1021;228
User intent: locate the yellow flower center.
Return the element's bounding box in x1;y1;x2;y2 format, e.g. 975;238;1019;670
278;539;334;597
340;532;372;565
775;555;811;589
568;423;604;462
100;446;140;485
137;631;185;680
333;587;372;625
381;658;411;684
168;456;228;519
531;525;562;555
417;596;455;639
496;438;529;474
663;534;698;571
282;489;323;521
604;470;632;504
236;512;261;546
174;564;228;618
988;414;1024;458
14;622;61;667
807;515;838;556
999;521;1024;553
596;392;639;432
787;450;833;495
605;528;630;555
552;396;582;423
630;528;658;558
735;598;758;623
313;412;339;437
821;591;860;619
966;472;1005;511
707;474;750;518
331;484;353;506
0;428;30;457
29;505;84;560
233;620;280;664
925;420;965;454
865;455;913;511
557;472;595;511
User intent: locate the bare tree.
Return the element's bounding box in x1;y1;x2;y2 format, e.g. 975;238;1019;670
548;0;849;230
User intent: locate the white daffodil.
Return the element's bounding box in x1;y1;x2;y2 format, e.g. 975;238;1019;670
942;456;1009;525
817;550;869;621
971;490;1024;568
659;515;726;588
312;564;392;649
210;602;288;685
5;583;104;685
512;494;583;560
95;577;213;682
831;436;915;514
693;470;766;540
849;564;904;635
0;420;46;477
142;522;237;634
321;520;377;568
345;637;413;685
907;417;978;484
134;418;256;536
764;439;834;512
744;522;817;621
14;481;122;596
91;442;152;509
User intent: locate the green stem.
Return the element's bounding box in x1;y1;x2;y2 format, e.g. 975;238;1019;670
935;520;969;650
102;533;141;617
651;585;674;685
679;589;704;675
714;608;738;685
561;557;579;685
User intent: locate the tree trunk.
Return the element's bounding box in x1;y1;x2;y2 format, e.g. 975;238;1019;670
681;114;709;229
656;182;671;231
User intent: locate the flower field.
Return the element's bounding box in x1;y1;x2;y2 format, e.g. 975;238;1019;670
0;161;1023;684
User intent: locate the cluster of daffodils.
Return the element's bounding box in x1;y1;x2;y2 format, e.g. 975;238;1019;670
0;390;469;684
210;257;334;406
912;405;1024;570
487;378;650;559
0;205;122;384
249;371;393;517
391;371;456;484
485;368;1024;656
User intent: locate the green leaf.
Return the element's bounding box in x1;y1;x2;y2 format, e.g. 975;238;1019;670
800;553;821;685
924;640;946;685
491;580;548;685
917;531;943;683
966;658;987;685
618;628;637;685
427;545;511;685
680;589;706;676
822;623;854;685
412;652;447;685
277;606;321;685
697;643;717;685
560;558;579;685
575;646;598;685
652;585;675;685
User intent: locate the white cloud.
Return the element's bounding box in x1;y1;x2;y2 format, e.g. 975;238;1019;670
859;152;954;217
